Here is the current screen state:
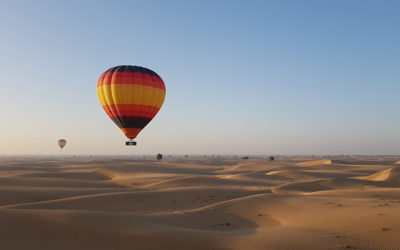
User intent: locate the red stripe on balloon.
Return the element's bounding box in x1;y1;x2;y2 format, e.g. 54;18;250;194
97;71;165;90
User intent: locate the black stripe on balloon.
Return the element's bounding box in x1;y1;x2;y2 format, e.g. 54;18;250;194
110;116;124;129
111;116;153;129
104;65;160;78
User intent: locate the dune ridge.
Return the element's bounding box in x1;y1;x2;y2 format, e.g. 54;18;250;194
0;156;399;249
296;159;332;167
354;167;400;183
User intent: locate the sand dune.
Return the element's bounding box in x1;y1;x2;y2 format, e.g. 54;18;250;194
18;171;111;180
353;167;400;187
356;168;393;181
296;159;332;167
272;177;368;194
0;156;399;249
265;169;353;180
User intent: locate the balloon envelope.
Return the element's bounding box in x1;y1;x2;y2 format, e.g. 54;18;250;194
58;139;67;149
97;65;166;140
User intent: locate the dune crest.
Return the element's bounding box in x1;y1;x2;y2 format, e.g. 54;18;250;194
296;159;332;167
1;156;400;249
354;167;400;182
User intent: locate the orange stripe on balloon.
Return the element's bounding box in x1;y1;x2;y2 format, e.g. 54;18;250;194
120;128;142;140
102;104;160;119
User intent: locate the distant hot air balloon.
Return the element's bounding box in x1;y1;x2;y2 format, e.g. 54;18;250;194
97;65;166;145
157;153;163;160
58;139;67;149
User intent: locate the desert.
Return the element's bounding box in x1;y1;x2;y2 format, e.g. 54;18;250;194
0;156;399;249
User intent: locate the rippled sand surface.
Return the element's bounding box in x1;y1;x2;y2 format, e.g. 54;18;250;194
0;156;399;249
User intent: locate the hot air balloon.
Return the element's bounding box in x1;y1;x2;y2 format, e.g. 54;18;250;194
58;139;67;149
97;65;166;145
157;153;163;160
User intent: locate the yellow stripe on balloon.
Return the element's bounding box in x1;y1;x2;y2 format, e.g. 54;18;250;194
97;85;165;107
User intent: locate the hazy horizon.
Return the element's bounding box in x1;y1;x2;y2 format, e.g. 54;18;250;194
1;0;399;155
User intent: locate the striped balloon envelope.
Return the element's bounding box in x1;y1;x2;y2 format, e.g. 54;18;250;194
58;139;67;149
97;65;166;142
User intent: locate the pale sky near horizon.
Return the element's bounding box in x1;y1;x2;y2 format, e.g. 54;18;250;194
1;0;399;155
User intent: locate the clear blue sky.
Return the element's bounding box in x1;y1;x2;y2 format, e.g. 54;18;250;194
1;0;399;155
